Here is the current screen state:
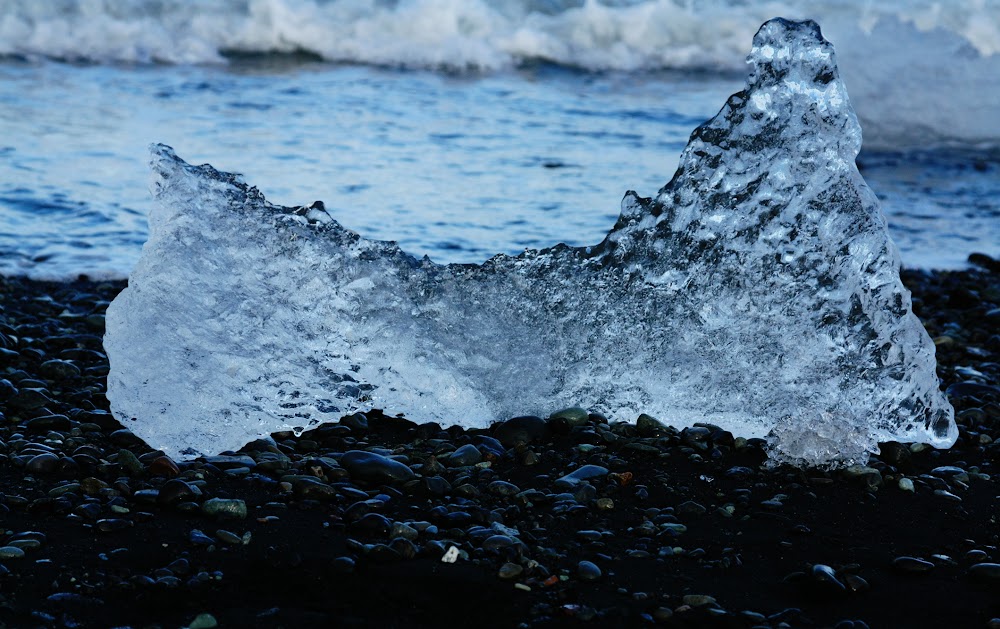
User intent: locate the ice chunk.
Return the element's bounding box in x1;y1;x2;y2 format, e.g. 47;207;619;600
104;18;956;465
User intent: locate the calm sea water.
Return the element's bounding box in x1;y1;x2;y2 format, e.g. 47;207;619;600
1;0;998;278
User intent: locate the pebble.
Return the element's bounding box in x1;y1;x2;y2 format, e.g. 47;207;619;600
969;563;1000;581
158;479;198;505
109;429;146;449
493;416;547;447
487;480;520;497
10;388;52;411
898;477;915;492
148;455;180;477
481;535;516;551
340;450;416;483
577;560;602;581
391;523;419;540
933;489;962;502
215;530;243;545
351;513;392;536
204;455;257;470
293;477;337;500
25;452;60;474
929;466;970;484
636;413;670;436
446;444;483;466
498;562;523;579
190;530;215;545
340;412;369;432
79;477;109;495
333;556;355;573
682;595;716;607
0;547;25;559
594;498;614;511
835;574;865;594
39;359;81;379
201;498;247;519
96;519;131;533
188;613;218;629
653;607;674;621
842;466;883;488
554;465;609;489
116;448;144;476
892;556;935;573
811;564;846;593
549;407;590;427
676;500;707;516
48;482;81;497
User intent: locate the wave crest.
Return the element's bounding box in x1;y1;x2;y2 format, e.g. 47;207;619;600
2;0;998;148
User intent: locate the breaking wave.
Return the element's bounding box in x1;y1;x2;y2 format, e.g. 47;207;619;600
2;0;998;148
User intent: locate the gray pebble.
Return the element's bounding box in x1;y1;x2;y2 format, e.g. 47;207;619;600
969;563;1000;581
811;564;845;592
554;465;609;489
340;450;415;483
25;452;60;474
487;480;520;496
550;407;589;427
0;547;25;560
493;416;546;447
498;562;523;579
577;560;602;581
215;530;243;545
446;444;483;467
892;556;935;573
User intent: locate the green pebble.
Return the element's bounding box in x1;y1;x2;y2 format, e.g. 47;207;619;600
201;498;247;519
47;483;81;498
188;613;218;629
117;449;144;476
215;530;242;545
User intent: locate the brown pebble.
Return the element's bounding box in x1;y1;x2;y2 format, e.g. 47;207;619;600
148;455;180;477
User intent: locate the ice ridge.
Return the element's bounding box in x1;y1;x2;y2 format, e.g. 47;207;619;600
104;18;956;465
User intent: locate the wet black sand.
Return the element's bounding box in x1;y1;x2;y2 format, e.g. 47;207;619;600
0;260;998;628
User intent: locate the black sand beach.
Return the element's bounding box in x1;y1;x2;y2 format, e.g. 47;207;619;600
1;259;998;628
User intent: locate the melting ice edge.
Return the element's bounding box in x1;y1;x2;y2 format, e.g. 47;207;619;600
104;19;956;467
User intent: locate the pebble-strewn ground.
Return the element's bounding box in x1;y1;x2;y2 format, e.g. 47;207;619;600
1;259;998;629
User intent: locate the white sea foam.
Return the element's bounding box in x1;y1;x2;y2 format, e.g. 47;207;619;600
1;0;998;149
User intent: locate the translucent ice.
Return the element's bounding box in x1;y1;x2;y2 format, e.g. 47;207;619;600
104;19;956;465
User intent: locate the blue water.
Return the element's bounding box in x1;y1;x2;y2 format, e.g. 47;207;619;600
1;0;998;278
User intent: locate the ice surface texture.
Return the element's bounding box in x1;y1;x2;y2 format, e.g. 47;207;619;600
105;19;956;465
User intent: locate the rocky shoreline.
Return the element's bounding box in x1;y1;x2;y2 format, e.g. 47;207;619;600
0;262;998;628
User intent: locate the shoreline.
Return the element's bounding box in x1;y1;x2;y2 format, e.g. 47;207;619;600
0;262;997;628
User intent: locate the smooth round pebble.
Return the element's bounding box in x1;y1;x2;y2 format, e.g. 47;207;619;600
893;556;935;573
0;547;25;559
577;560;602;581
969;563;1000;581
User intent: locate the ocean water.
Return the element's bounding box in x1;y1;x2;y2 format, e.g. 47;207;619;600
1;0;998;279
